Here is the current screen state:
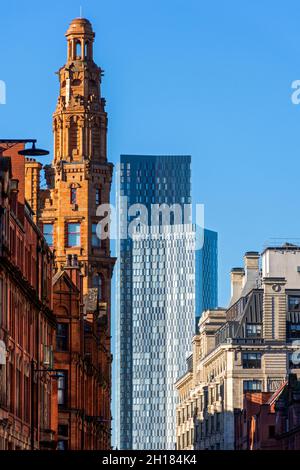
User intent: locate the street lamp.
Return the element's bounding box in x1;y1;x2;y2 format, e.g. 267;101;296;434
0;139;49;157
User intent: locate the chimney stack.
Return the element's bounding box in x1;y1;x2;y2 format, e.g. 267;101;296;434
241;251;260;296
25;158;42;223
229;268;245;307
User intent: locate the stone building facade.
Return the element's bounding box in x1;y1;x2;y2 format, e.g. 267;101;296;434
24;18;116;449
176;246;300;450
0;143;56;450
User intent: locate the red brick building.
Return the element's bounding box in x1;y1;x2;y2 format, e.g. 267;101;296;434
0;143;56;450
37;18;115;449
235;374;300;450
274;374;300;449
23;18;115;449
234;391;276;450
52;256;110;450
0;17;115;451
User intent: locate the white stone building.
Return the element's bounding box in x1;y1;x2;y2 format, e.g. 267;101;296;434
176;245;300;450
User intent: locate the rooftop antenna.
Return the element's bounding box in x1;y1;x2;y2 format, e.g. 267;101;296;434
80;5;83;18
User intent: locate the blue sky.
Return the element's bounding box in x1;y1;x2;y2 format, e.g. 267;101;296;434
1;0;300;305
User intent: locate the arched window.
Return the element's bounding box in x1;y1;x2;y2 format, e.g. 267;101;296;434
72;79;81;87
70;187;77;204
75;41;81;59
69;119;79;158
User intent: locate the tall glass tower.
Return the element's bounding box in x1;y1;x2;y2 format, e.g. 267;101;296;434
195;228;218;330
115;155;195;449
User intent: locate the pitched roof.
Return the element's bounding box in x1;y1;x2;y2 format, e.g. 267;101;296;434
52;269;79;293
266;380;288;406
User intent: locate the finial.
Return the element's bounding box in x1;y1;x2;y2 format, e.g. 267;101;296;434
80;5;83;18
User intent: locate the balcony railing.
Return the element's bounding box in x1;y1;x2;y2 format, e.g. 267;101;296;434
226;338;264;345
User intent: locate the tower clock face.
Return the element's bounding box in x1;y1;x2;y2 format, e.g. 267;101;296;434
272;284;281;292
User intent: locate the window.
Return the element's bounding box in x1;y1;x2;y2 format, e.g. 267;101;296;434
57;440;68;451
242;352;262;369
57;371;68;406
70;187;77;204
92;223;101;247
57;424;68;450
289;296;300;311
210;415;215;432
243;380;262;392
246;324;262;337
93;274;103;300
16;369;21;418
67;223;80;247
24;376;30;423
43;223;54;246
269;425;275;438
75;41;81;58
204;388;208;409
96;188;101;206
216;413;221;432
200;422;203;439
287;323;300;339
56;323;69;352
205;418;209;436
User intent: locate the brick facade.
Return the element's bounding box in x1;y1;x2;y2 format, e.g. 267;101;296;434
0;144;56;450
24;18;116;449
235;374;300;450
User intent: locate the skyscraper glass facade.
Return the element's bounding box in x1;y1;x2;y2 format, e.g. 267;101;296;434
116;155;194;450
195;228;218;329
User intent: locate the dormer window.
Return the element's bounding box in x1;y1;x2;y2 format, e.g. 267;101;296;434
246;323;262;338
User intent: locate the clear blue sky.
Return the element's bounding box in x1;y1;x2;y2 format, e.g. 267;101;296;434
1;0;300;305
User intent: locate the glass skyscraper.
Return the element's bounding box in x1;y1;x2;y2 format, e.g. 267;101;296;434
195;228;218;330
115;155;195;450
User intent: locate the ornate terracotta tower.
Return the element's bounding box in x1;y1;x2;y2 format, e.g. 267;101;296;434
47;17;114;288
36;18;116;449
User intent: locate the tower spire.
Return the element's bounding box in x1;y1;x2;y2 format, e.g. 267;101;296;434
65;17;95;62
38;18;116;449
53;18;107;164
